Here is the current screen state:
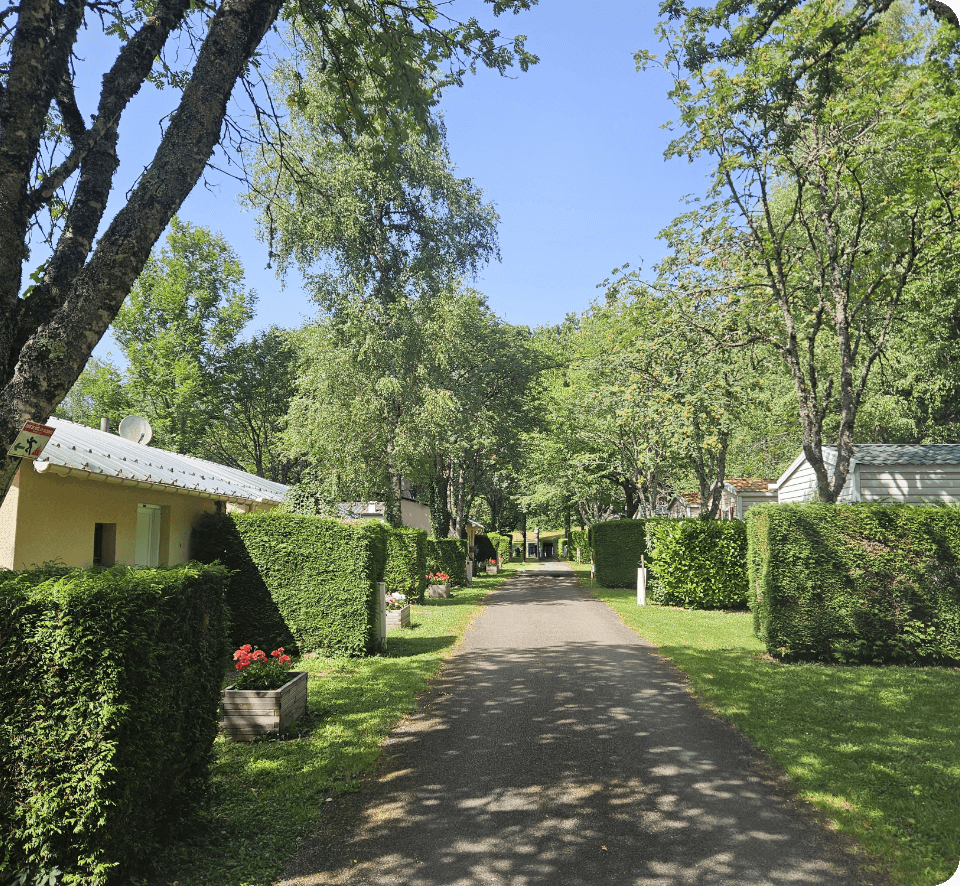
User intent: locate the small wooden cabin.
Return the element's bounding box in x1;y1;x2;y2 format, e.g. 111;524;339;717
667;492;701;519
719;478;778;520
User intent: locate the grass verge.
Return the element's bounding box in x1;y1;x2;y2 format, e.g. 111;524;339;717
145;562;528;886
570;561;960;886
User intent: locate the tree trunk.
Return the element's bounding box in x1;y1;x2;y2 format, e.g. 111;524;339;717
0;0;284;502
429;463;451;538
449;465;467;539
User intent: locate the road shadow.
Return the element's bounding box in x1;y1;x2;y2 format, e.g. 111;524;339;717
279;564;873;886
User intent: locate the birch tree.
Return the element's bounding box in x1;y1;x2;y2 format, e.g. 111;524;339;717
0;0;535;501
642;1;960;501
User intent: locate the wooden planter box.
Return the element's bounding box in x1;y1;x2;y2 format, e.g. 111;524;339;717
427;583;450;598
220;671;307;741
386;604;411;628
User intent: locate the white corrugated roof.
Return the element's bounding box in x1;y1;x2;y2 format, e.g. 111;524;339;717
34;418;288;505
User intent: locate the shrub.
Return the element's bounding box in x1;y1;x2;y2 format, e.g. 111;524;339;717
645;519;748;609
0;563;229;885
487;532;513;562
384;527;427;603
746;503;960;665
569;528;591;562
589;519;647;588
473;533;498;563
426;538;468;587
192;512;385;656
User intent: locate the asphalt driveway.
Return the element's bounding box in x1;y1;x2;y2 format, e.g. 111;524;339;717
278;562;870;886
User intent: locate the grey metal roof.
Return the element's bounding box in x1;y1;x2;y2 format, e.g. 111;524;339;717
35;418;288;504
825;444;960;466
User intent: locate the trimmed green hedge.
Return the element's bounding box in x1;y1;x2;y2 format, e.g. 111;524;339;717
0;563;228;884
569;528;591;562
473;533;498;563
487;532;513;562
426;538;468;587
385;527;427;603
589;519;647;588
746;503;960;665
192;512;385;656
646;519;748;609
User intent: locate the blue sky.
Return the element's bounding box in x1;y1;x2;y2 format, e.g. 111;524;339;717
83;0;716;359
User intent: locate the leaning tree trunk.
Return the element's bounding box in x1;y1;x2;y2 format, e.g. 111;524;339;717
0;0;284;501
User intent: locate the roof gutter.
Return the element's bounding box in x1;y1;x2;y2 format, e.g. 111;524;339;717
33;460;271;506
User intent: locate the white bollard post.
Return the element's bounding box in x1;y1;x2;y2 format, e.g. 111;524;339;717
637;555;647;606
377;581;388;649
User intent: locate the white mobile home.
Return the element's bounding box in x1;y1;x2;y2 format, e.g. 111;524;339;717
777;444;960;504
719;478;778;520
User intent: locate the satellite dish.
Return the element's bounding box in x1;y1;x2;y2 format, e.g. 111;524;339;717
118;415;153;445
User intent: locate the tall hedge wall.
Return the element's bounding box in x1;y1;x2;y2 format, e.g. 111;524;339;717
646;518;748;609
589;519;647;588
474;533;498;563
487;532;513;562
192;512;385;656
746;503;960;665
0;563;229;884
385;527;427;603
569;528;591;562
426;537;468;587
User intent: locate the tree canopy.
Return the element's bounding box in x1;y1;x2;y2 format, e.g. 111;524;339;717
0;0;537;501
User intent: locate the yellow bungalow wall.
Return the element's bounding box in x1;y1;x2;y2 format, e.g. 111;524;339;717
0;463;276;571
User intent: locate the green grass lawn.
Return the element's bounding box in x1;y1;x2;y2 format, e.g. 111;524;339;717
145;562;528;886
570;561;960;886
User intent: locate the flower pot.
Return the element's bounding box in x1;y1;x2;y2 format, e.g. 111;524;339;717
220;671;307;741
486;565;498;575
427;583;450;598
386;604;411;628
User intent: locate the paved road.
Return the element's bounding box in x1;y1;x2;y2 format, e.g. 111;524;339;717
279;562;868;886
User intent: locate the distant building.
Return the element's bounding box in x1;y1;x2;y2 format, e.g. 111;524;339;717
344;479;431;532
719;478;778;520
667;492;701;519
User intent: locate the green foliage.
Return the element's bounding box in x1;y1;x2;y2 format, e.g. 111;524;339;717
589;519;647;588
746;504;960;665
192;512;384;656
426;538;467;587
191;514;295;653
643;4;960;502
487;532;513;562
57;226;302;484
0;563;228;884
645;519;748;609
569;528;591;561
286;288;545;539
55;358;132;431
247;49;500;310
384;527;427;603
473;534;498;562
145;564;524;886
112;217;256;456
